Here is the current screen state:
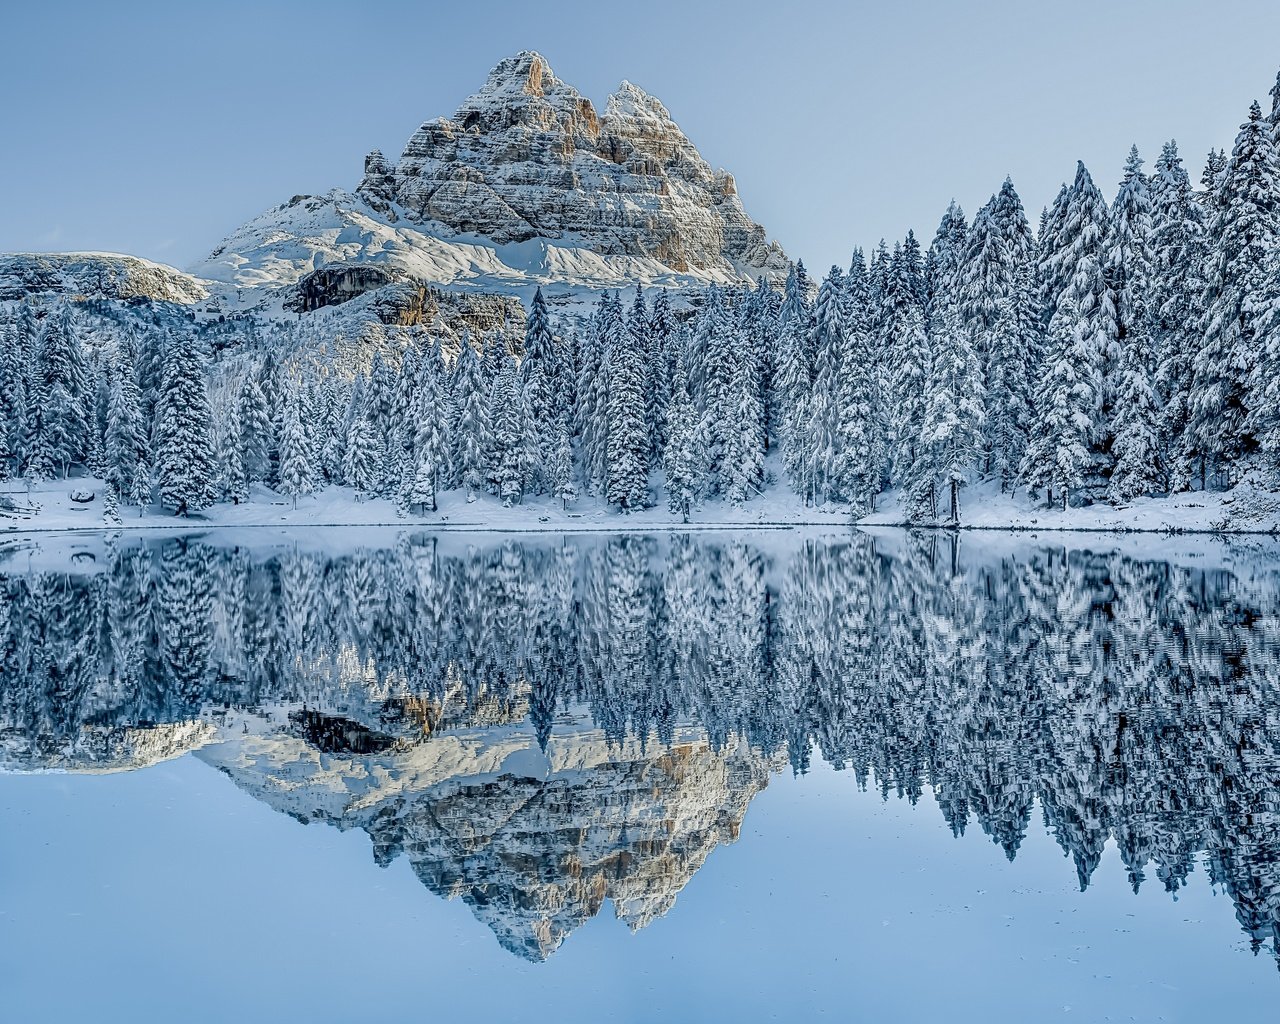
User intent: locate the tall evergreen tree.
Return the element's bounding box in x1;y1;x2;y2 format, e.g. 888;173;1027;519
277;384;317;510
1148;141;1207;489
452;336;490;501
1021;294;1094;509
489;355;526;506
32;303;89;478
606;292;650;511
154;332;216;515
1191;102;1280;485
104;340;146;503
664;346;699;522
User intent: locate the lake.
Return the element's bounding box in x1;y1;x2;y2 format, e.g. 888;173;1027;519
1;530;1277;1022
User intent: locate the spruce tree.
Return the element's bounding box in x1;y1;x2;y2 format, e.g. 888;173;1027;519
489;356;526;506
606;292;650;511
342;417;380;497
33;303;89;478
154;332;216;515
104;341;146;503
835;251;883;514
278;385;317;510
664;346;699;522
1190;104;1280;485
727;322;766;505
237;374;272;484
550;414;577;510
451;336;489;502
648;288;675;460
1020;294;1094;509
520;286;563;491
1149;141;1207;489
411;357;449;512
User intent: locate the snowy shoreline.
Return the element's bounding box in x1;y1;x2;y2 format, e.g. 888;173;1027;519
3;474;1279;538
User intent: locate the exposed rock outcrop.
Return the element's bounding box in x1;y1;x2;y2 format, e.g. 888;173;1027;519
376;51;788;276
0;252;207;304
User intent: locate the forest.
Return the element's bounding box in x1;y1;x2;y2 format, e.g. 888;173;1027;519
2;74;1279;524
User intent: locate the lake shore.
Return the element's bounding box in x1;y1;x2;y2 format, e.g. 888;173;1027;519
3;474;1279;537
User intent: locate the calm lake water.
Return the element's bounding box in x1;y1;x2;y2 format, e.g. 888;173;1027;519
1;530;1278;1022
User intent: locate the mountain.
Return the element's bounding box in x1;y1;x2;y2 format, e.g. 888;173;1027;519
191;51;789;311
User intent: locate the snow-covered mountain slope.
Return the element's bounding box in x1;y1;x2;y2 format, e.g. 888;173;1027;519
0;252;208;304
191;51;789;310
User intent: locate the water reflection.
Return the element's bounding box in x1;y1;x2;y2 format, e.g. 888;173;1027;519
1;532;1278;966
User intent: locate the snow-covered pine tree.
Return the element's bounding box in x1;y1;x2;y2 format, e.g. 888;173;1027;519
489;354;525;506
277;382;317;510
774;272;815;502
451;335;490;502
102;481;122;526
154;331;216;515
104;339;146;503
834;250;883;514
1148;141;1208;489
577;298;611;495
1191;102;1280;485
1020;294;1094;509
2;306;38;476
664;345;699;522
808;268;849;503
606;291;650;511
520;286;563;491
409;354;449;512
1047;163;1115;483
622;285;654;469
1109;313;1164;500
253;351;282;485
1037;183;1073;330
550;413;577;510
129;460;151;513
727;312;766;505
739;279;776;452
884;242;933;501
923;265;985;523
342;416;380;498
1104;146;1161;498
237;373;272;485
217;401;249;504
962;180;1039;489
33;302;89;478
647;288;675;461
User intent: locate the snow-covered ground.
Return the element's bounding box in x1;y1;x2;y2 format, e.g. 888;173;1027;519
864;475;1280;535
0;475;852;535
4;472;1279;538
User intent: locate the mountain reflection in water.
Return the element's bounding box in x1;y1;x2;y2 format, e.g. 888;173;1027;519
1;531;1278;967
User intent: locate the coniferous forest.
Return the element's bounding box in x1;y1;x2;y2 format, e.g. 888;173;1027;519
3;74;1280;525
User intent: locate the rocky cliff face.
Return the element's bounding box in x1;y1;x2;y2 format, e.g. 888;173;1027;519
193;51;789;306
371;52;787;277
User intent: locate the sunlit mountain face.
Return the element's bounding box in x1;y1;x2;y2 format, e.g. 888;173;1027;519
2;531;1279;970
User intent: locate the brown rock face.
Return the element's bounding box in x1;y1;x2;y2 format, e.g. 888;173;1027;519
358;51;788;279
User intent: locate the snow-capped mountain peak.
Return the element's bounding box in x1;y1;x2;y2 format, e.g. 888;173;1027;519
191;51;789;310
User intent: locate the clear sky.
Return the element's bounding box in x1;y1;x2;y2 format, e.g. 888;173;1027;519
3;0;1279;275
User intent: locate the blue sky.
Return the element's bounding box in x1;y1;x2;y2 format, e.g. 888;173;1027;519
2;0;1279;274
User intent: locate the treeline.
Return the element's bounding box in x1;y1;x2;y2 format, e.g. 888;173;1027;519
3;72;1280;522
